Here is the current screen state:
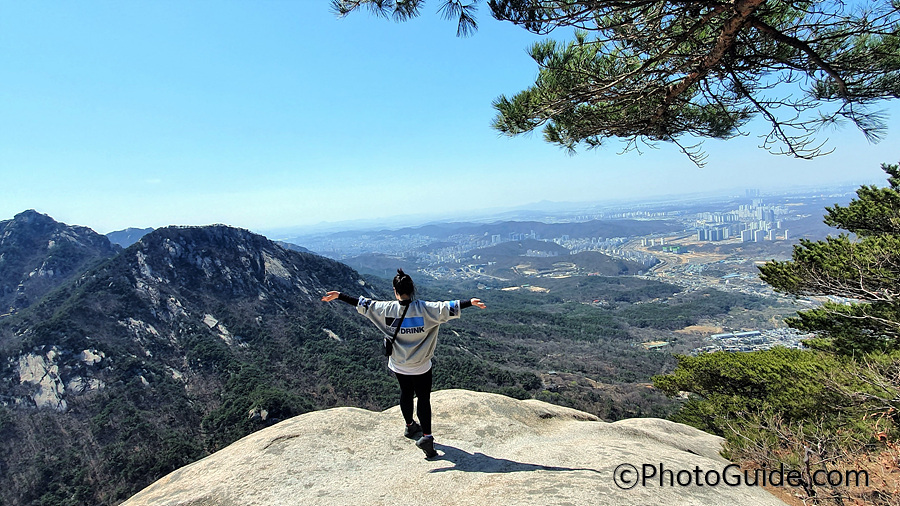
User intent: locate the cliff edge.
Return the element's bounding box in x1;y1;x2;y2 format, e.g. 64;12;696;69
122;389;786;505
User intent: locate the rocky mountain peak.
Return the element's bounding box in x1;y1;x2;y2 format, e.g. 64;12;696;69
12;209;56;226
127;225;365;302
2;223;375;413
0;210;119;313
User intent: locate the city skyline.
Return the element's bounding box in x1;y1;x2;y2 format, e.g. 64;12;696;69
3;2;898;234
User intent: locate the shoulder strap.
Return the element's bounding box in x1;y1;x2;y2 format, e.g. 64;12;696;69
389;302;411;343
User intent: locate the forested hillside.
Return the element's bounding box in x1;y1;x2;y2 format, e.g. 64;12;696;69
0;212;784;505
654;165;900;505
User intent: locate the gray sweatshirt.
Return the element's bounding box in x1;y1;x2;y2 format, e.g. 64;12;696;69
355;296;462;375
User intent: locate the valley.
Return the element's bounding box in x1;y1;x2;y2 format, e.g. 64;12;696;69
0;189;848;505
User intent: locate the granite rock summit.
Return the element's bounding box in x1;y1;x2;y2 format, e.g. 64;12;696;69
0;209;119;313
123;390;787;506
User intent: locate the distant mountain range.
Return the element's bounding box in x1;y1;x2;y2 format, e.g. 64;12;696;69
402;219;683;240
274;240;313;254
262;183;864;238
106;227;154;248
298;218;681;243
320;220;663;281
340;253;424;280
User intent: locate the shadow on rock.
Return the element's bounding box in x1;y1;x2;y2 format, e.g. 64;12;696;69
430;444;602;475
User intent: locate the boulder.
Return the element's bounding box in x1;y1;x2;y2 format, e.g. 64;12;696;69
123;390;786;506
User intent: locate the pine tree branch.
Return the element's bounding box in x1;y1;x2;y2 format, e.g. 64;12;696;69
747;16;849;98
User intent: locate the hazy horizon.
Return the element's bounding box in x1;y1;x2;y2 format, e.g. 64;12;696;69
2;176;870;239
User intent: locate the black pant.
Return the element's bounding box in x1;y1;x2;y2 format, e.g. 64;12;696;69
395;368;433;435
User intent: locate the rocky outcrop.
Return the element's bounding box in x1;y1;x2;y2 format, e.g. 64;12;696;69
1;223;378;411
0;209;119;312
14;346;107;411
0;221;393;505
123;390;786;506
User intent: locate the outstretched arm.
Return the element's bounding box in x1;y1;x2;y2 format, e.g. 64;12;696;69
321;291;359;306
460;298;486;309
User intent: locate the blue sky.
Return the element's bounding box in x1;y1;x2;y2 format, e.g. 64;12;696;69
2;1;898;234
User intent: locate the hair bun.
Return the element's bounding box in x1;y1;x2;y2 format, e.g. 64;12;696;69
392;268;415;298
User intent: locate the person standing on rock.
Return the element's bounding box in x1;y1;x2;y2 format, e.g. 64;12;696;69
321;269;486;458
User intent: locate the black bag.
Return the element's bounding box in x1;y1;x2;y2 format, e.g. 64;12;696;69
383;302;410;357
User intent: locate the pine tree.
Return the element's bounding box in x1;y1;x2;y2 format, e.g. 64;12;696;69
335;1;900;165
759;162;900;354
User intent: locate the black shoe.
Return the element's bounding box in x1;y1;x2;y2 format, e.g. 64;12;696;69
404;421;422;439
416;435;437;458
